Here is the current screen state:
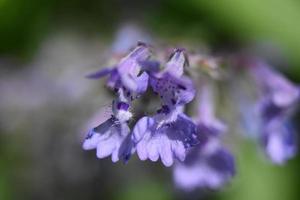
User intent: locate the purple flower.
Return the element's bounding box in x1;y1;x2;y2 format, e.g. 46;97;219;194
258;98;298;164
173;83;235;190
87;42;151;95
262;118;297;165
250;61;299;164
83;87;135;162
173;142;235;190
196;82;227;136
131;49;198;167
149;48;195;123
132;113;198;167
250;61;299;109
82;116;134;163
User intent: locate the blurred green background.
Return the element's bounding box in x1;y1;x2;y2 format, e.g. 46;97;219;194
0;0;300;200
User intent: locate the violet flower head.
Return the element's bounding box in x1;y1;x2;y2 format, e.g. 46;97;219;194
149;48;195;123
82;86;136;163
132;49;198;167
262;117;297;165
251;61;299;109
82;42;299;191
174;83;235;190
87;42;151;95
250;60;299;164
174;143;235;190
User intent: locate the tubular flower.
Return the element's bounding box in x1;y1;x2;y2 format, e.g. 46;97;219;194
87;42;151;95
250;61;299;164
132;49;198;166
173;82;235;190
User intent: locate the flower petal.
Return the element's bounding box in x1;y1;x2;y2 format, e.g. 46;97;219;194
159;135;174;167
150;73;195;108
118;134;135;163
147;137;160;161
82;130;101;150
138;60;160;73
173;142;235;190
135;72;149;94
96;135;118;159
263;119;297;164
132;116;155;143
86;67;114;79
82;117;115;150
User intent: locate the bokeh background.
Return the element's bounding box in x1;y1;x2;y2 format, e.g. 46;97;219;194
1;0;300;200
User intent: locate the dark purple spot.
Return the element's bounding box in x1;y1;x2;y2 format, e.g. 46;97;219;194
137;41;147;47
171;98;176;105
177;84;187;90
85;130;94;139
161;105;170;114
117;102;130;111
165;124;171;128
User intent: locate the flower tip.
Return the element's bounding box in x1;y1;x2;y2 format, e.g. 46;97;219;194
162;159;174;167
138;60;160;73
85;68;113;79
137;41;147;47
82;141;91;150
168;48;189;67
175;47;186;53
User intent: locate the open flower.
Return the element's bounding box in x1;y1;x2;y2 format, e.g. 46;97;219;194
149;48;195;123
173;82;235;190
87;42;151;95
82;87;135;163
132;113;198;167
83;43;153;163
173;140;235;190
132;49;198;166
262;117;297;165
250;61;299;164
83;116;134;163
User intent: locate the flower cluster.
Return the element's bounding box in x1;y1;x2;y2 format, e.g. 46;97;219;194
82;42;299;191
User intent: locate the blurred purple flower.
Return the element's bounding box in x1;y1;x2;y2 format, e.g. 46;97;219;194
173;83;235;190
262;118;297;165
173;142;235;190
250;60;299;164
251;61;299;109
